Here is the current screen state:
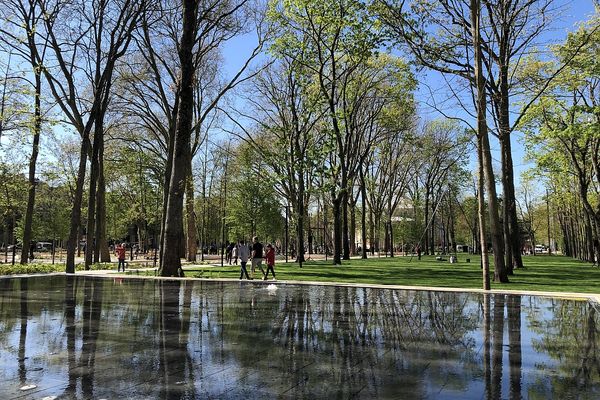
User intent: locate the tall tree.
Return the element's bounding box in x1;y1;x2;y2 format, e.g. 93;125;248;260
226;56;323;265
339;55;415;259
270;0;381;264
416;121;469;255
471;0;495;286
34;0;144;272
160;0;197;276
480;0;598;272
378;0;508;282
520;17;600;264
0;0;48;265
116;0;265;263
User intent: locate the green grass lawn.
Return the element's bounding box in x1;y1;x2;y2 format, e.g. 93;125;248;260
185;254;600;294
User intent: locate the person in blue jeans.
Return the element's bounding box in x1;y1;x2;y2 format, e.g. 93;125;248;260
251;236;265;279
238;240;251;279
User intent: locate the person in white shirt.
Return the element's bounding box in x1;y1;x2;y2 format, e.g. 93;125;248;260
238;240;251;279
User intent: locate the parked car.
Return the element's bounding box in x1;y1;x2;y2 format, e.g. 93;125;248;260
534;245;547;254
36;242;53;252
456;244;471;253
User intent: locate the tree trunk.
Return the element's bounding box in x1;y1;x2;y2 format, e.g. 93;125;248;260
430;212;436;255
185;155;197;262
296;167;305;266
342;189;350;260
200;147;208;261
472;0;491;288
482;129;506;278
499;98;523;272
66;135;91;273
383;221;389;255
477;139;490;289
369;209;375;256
332;195;342;265
424;188;430;255
160;0;197;277
360;166;367;259
85;121;102;269
77;228;82;258
449;198;456;254
159;101;179;270
584;213;595;262
349;198;356;256
96;154;111;263
374;215;381;254
578;180;600;263
388;193;394;257
502;174;513;274
20;71;42;265
390;219;395;257
490;0;525;271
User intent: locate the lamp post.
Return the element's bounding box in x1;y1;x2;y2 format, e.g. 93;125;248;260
50;185;56;265
153;187;159;269
11;210;16;265
323;201;327;262
546;188;552;255
285;204;289;263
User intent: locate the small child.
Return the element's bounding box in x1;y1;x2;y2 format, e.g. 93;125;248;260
264;244;276;280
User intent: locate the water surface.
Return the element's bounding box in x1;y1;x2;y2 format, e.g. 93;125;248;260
0;276;599;399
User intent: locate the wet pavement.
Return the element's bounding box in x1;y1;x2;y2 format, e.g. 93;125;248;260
0;275;599;399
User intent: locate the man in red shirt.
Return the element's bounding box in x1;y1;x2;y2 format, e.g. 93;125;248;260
115;243;127;272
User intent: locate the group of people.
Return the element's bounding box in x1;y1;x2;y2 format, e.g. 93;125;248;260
235;236;276;281
113;237;277;279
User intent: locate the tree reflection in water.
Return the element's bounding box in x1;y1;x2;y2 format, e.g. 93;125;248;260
61;277;103;399
0;277;599;399
507;295;522;400
158;279;196;399
64;275;77;396
529;298;600;398
18;278;28;386
491;294;505;400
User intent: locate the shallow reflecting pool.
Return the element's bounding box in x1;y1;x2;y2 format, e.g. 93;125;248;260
0;276;599;399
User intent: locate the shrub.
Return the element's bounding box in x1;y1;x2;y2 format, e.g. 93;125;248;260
0;263;62;275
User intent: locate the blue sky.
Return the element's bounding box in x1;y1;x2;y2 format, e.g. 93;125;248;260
413;0;597;187
220;0;597;190
1;0;596;187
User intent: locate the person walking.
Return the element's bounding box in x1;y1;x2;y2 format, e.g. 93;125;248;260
225;242;233;264
251;236;265;279
116;243;127;272
232;243;239;265
238;239;251;280
264;243;276;281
